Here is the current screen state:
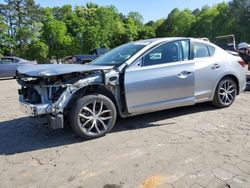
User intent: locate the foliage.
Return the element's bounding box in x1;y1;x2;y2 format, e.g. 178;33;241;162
0;14;12;56
0;0;249;63
0;0;41;57
229;0;250;42
28;40;49;63
190;4;232;40
42;19;72;61
156;8;195;37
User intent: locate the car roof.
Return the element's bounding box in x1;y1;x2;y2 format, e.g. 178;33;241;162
134;37;217;48
1;56;17;59
1;56;26;61
134;37;188;45
135;37;215;45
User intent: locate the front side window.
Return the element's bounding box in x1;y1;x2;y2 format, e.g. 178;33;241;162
193;42;210;58
143;40;190;67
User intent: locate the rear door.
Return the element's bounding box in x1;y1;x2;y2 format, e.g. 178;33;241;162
124;39;195;114
193;42;225;102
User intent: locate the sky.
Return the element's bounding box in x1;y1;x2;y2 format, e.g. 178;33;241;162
0;0;229;22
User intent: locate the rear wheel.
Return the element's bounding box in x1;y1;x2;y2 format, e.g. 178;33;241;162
69;94;117;139
212;77;237;108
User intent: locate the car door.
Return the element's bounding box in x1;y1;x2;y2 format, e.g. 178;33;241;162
124;40;195;114
193;42;225;102
0;58;18;78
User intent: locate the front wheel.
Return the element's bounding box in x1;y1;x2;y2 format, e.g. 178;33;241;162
211;77;237;108
69;94;117;139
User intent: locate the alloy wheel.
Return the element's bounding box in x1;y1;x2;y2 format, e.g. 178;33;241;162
78;100;113;136
219;80;236;106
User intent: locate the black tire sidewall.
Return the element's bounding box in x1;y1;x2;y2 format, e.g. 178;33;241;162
69;94;117;139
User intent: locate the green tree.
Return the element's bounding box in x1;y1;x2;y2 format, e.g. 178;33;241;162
190;6;219;39
229;0;250;42
123;17;139;41
190;3;233;41
127;12;156;40
28;40;49;63
213;3;234;37
0;0;41;58
147;19;165;37
138;25;156;39
127;12;143;26
121;12;151;42
74;4;126;52
42;19;72;61
156;8;195;37
0;14;14;56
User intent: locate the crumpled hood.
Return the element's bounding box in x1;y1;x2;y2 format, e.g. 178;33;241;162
17;64;114;77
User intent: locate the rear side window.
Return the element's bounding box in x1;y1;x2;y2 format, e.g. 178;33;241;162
208;45;216;56
193;42;210;58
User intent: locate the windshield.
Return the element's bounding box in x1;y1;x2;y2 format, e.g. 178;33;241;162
91;42;146;66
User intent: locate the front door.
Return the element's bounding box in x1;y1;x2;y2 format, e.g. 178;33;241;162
124;40;195;114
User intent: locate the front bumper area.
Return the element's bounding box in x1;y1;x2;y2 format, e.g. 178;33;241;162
19;96;52;116
19;96;64;129
17;73;104;129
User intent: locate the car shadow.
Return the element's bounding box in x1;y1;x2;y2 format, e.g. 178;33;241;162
112;103;216;132
0;103;217;155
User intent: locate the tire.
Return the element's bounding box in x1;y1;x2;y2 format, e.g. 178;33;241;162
69;94;117;139
211;77;237;108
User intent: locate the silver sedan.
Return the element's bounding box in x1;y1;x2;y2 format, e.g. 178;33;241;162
17;38;247;139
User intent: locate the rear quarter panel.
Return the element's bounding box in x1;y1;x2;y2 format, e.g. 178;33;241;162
212;52;246;98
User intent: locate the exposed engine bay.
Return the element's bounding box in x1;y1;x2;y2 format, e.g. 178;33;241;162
16;64;123;129
18;72;89;104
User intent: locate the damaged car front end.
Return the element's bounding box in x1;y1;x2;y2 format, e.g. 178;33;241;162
16;41;148;139
17;64;116;129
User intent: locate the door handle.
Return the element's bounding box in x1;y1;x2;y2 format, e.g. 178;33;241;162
211;64;221;70
177;71;193;79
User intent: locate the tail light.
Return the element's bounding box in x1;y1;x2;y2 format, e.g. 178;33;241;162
238;60;246;68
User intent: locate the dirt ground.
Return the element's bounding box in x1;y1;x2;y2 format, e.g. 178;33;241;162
0;76;250;188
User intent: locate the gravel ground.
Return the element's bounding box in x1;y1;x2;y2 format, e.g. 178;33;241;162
0;77;250;188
